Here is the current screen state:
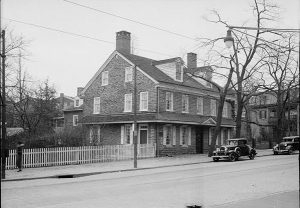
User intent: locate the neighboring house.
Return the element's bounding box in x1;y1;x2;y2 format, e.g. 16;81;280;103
247;90;299;141
79;31;236;155
52;93;74;131
63;88;84;128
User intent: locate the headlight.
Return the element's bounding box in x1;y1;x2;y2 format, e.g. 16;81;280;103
223;147;228;152
216;148;220;152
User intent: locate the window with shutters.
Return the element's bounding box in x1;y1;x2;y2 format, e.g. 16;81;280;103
102;71;108;86
182;94;189;113
222;102;228;118
197;97;203;115
180;126;191;146
210;99;216;116
124;94;132;112
163;125;176;146
93;97;100;114
124;125;132;144
140;92;148;111
166;92;173;111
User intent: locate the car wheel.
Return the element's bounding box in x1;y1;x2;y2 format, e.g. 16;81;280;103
228;153;236;162
249;153;255;160
273;151;278;155
213;158;219;162
288;149;293;155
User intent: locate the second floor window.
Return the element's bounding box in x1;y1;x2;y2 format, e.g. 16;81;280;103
197;97;203;115
125;67;133;82
259;110;267;119
182;95;189;113
93;97;100;114
102;71;108;86
73;115;78;126
124;94;132;112
140;92;148;111
166;92;173;111
222;102;228;118
210;99;216;116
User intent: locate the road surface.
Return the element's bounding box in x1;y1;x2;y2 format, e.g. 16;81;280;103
1;154;299;208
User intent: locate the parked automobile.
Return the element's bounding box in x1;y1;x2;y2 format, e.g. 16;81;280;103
273;136;299;155
212;138;257;162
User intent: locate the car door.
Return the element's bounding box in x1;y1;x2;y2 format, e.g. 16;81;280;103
238;140;249;156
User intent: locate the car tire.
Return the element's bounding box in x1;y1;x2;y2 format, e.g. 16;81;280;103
228;153;236;162
213;158;219;162
288;149;293;155
273;151;278;155
249;153;255;160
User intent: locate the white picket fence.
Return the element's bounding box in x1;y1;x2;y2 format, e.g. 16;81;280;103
5;144;156;169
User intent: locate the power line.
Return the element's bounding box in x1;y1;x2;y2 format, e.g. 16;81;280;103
62;0;198;41
4;17;173;57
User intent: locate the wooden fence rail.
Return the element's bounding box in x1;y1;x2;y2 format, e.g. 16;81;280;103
5;144;156;169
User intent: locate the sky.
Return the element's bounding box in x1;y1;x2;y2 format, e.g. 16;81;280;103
2;0;300;97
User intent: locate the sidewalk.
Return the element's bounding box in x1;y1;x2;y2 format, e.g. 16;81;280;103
1;149;275;182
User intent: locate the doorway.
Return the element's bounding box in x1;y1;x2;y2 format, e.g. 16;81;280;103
139;124;148;144
195;127;203;154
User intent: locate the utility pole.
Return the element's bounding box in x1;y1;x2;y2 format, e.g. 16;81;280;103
133;65;137;168
1;30;6;179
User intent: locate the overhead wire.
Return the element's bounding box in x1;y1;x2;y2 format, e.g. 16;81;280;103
61;0;198;41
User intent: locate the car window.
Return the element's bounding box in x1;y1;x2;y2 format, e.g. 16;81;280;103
283;138;293;142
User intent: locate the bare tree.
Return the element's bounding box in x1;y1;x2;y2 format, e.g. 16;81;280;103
260;34;299;144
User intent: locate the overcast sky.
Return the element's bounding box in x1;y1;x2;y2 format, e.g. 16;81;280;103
3;0;300;97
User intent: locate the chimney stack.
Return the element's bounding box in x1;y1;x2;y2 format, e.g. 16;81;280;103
116;31;131;54
187;52;197;69
77;87;84;97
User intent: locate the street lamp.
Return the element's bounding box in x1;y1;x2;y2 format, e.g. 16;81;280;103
224;29;234;49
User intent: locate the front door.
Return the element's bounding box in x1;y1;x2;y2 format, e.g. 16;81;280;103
195;127;203;154
139;125;148;144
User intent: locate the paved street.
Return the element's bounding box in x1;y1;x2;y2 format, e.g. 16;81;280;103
1;154;299;208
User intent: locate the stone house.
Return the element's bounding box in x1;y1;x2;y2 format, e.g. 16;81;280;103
79;31;236;155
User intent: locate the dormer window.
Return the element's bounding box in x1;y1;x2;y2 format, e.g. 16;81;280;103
75;99;80;107
175;60;183;82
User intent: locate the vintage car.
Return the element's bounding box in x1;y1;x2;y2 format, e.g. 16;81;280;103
273;136;299;155
212;138;257;162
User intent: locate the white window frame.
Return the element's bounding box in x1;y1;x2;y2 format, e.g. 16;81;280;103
222;102;228;118
124;94;132;112
210;99;216;116
101;71;108;86
166;92;173;111
73;115;78;126
180;126;191;146
182;95;189;113
140;92;148;111
163;125;176;146
74;99;80;107
197;97;203;115
93;97;100;114
125;67;133;82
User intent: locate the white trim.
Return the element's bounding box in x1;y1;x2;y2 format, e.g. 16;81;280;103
73;115;78;126
202;118;217;125
139;91;148;111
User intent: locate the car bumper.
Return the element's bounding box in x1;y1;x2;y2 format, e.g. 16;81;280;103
212;153;229;159
273;149;289;153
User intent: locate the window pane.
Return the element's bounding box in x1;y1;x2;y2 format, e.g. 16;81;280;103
140;92;148;111
124;94;132;112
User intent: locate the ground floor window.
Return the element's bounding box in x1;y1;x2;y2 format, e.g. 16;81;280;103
180;126;191;146
121;124;133;144
89;126;101;144
163;125;176;145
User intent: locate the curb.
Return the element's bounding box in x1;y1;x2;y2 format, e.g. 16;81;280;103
1;152;276;182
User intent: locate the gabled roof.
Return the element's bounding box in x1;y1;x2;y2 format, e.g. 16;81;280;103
119;52;214;91
82;50;221;95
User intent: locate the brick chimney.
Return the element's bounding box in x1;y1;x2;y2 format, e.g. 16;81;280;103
187;52;197;69
77;87;84;96
116;31;131;54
